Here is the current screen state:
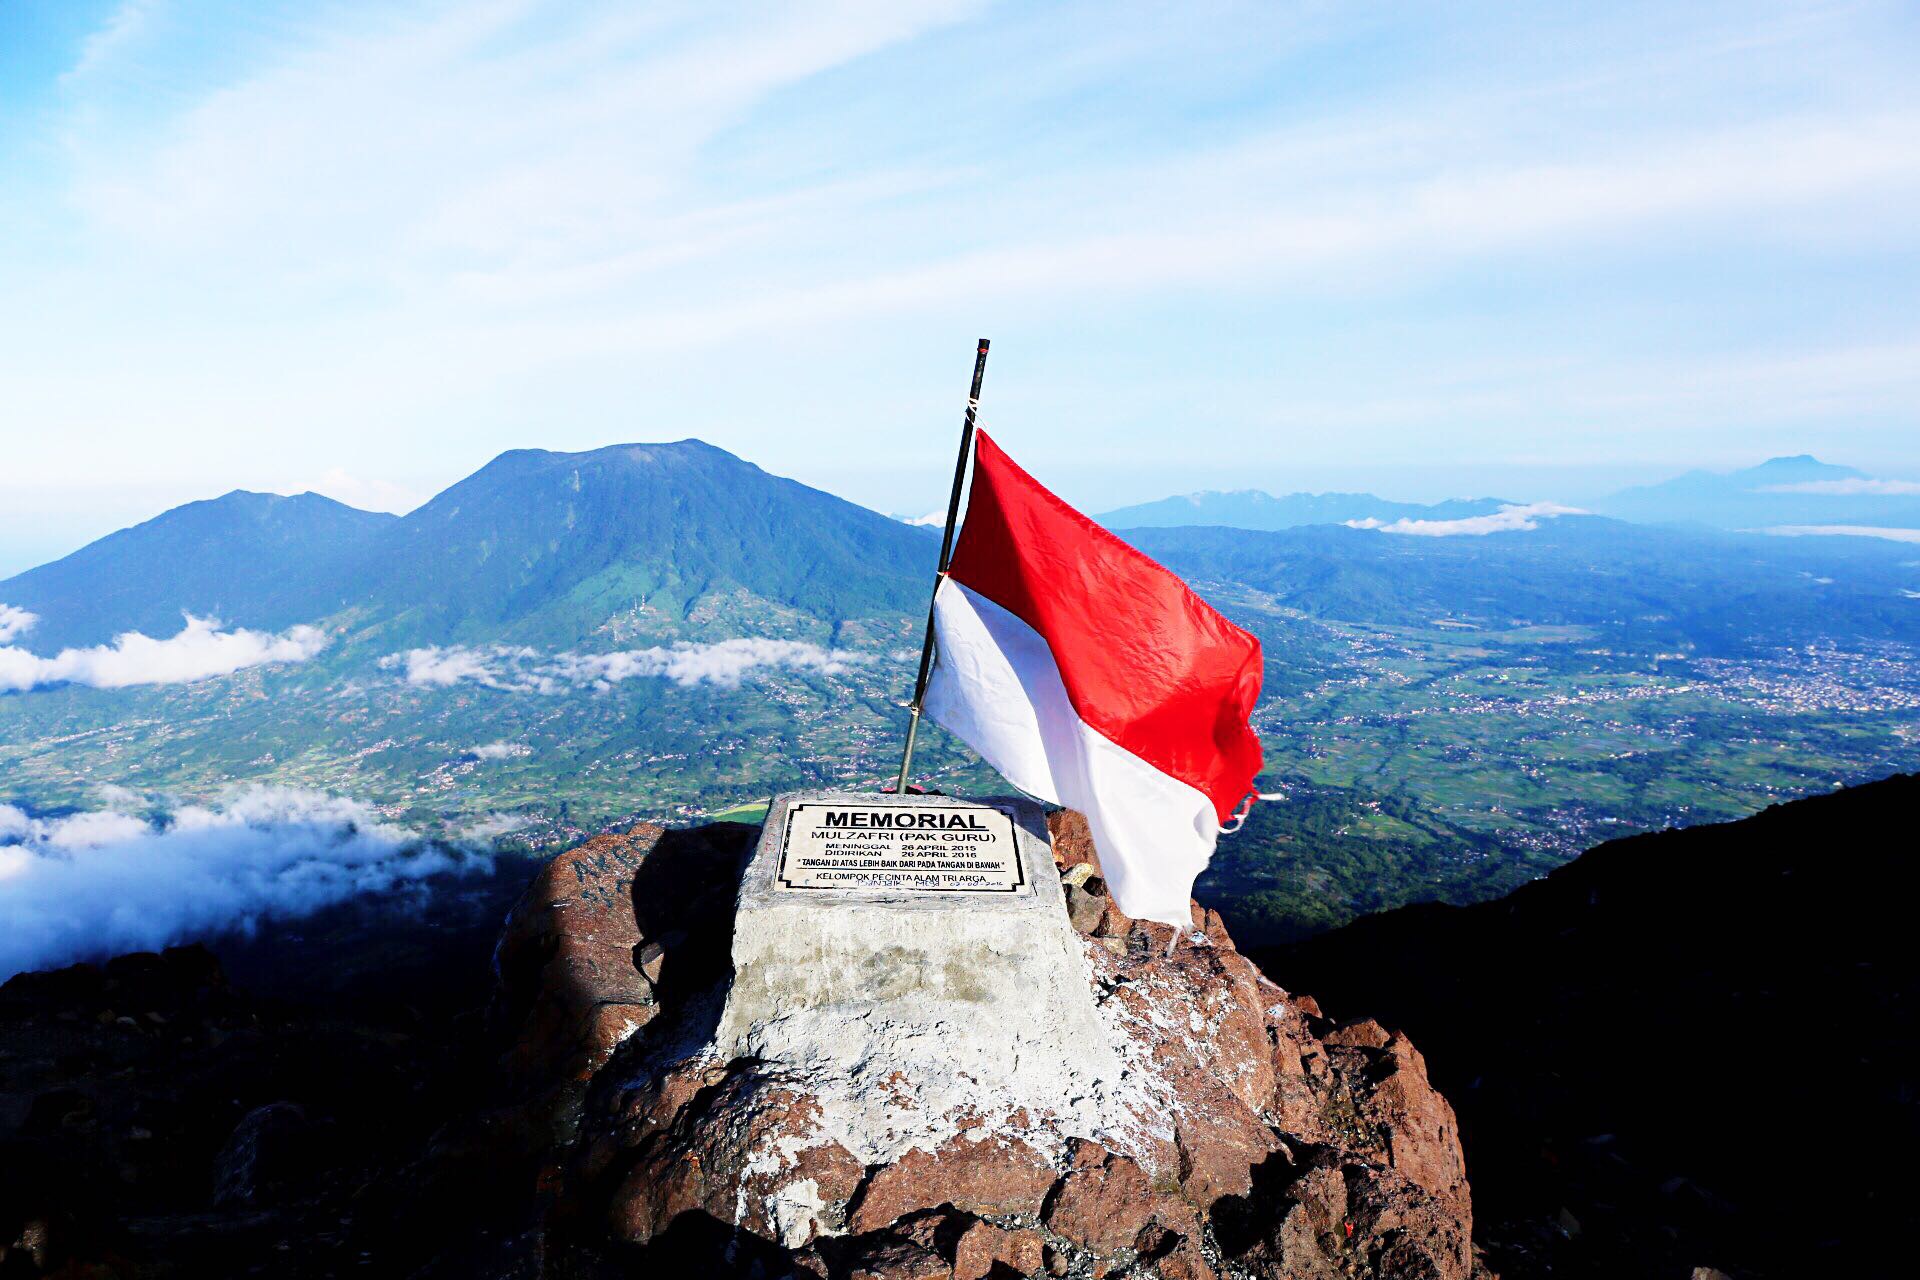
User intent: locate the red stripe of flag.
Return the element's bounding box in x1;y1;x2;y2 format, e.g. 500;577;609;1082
944;429;1265;822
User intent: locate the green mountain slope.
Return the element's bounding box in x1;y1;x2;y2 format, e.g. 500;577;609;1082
329;441;936;648
2;442;940;654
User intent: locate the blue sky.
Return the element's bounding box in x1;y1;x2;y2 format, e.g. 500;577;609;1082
1;0;1917;575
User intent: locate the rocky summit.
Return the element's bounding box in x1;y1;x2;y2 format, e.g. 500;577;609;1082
480;811;1475;1279
0;810;1474;1279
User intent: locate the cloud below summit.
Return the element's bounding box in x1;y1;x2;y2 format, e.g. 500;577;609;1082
1759;478;1920;496
0;616;329;693
1347;502;1587;538
0;605;36;644
0;787;491;980
384;638;877;693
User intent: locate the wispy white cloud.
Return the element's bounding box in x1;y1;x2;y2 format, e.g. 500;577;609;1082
0;786;493;979
1347;502;1587;537
4;0;1917;526
461;812;533;842
1759;477;1920;495
468;740;532;760
382;637;877;692
388;643;511;689
0;615;328;692
0;605;37;644
60;0;163;89
1764;525;1920;544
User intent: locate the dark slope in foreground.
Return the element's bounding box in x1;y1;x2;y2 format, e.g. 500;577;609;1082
0;492;397;651
0;862;540;1278
1257;773;1920;1279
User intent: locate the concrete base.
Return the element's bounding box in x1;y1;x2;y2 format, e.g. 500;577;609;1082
713;791;1134;1164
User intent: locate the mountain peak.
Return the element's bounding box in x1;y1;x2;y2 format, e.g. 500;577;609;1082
1746;453;1861;480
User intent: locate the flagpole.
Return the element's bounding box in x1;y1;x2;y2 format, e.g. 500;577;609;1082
893;338;990;794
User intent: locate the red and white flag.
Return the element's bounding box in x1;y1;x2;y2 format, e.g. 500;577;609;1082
923;430;1265;927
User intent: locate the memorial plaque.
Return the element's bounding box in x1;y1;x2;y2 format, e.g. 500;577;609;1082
775;800;1026;893
718;790;1122;1132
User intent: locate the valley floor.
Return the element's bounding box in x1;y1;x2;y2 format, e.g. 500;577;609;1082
3;613;1918;946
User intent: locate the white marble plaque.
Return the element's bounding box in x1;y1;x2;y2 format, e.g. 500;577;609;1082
775;800;1026;893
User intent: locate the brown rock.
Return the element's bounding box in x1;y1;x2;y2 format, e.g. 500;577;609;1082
607;1071;866;1249
952;1221;1045;1280
1132;1225;1218;1280
1064;881;1107;935
1171;1089;1273;1205
1047;808;1099;872
492;825;664;1088
1325;1018;1393;1050
850;1134;1060;1231
1153;1236;1218;1280
1044;1141;1195;1258
846;1237;952;1280
489;812;1472;1280
1371;1032;1468;1200
634;938;667;984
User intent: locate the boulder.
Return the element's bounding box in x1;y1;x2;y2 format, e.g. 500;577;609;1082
486;809;1475;1278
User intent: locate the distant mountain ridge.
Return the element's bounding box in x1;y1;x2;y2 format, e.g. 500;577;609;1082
1597;454;1920;530
1097;489;1510;530
1129;516;1920;653
1098;455;1920;537
6;446;1918;659
0;491;397;652
1;442;935;652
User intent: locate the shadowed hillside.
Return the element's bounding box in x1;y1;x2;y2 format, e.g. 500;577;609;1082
1257;773;1920;1278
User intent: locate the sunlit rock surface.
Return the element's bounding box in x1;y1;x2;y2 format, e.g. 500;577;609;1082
488;810;1476;1279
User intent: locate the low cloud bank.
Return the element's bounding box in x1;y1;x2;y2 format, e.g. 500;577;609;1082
1347;502;1586;537
0;787;492;981
384;638;875;693
469;740;533;760
0;605;35;643
0;615;329;692
1765;525;1920;544
1759;478;1920;496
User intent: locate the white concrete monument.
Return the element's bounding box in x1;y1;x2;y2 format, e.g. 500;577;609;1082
713;790;1133;1163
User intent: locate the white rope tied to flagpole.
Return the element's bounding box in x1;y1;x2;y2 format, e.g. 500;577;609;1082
1218;788;1287;835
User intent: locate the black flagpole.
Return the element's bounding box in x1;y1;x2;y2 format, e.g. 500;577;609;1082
892;338;990;794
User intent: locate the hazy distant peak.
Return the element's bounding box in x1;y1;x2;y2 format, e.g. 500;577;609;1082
1597;454;1919;531
1746;455;1863;480
1097;489;1511;532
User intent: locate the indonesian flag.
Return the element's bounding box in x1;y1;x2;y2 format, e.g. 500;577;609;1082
923;430;1264;927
